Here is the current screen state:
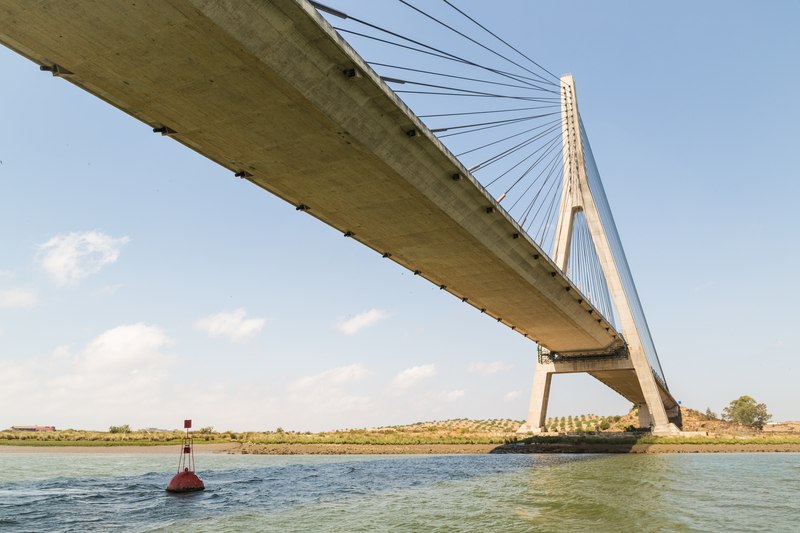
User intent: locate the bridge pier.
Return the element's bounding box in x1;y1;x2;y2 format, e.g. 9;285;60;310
517;353;673;434
637;403;653;428
518;362;552;433
517;344;682;434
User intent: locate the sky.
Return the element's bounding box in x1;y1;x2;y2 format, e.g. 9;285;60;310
1;1;798;431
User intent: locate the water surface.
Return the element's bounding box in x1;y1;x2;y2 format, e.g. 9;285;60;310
0;452;797;532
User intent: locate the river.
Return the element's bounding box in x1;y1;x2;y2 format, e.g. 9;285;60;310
0;452;797;531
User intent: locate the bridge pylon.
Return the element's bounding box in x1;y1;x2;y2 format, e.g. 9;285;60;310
519;75;681;436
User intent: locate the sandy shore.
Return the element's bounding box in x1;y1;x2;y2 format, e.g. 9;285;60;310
2;442;799;454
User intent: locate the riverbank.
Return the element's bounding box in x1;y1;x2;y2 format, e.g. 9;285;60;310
2;440;800;454
4;412;799;454
491;442;800;454
0;442;496;454
0;443;239;454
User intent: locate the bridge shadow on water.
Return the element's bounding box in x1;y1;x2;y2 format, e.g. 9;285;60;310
490;434;652;454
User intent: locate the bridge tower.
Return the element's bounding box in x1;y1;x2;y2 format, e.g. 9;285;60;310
519;75;681;435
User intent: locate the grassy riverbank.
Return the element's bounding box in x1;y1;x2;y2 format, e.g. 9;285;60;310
0;420;520;447
4;410;799;452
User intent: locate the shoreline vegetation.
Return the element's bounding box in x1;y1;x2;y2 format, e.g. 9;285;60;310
4;409;799;454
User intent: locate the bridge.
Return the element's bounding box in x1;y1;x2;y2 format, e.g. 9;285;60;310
0;0;681;434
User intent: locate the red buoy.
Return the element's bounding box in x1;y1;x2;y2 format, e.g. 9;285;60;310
166;419;205;493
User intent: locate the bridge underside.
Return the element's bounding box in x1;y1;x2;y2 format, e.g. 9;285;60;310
538;356;681;427
0;0;678;424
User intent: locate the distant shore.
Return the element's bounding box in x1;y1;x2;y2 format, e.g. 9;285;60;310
0;443;238;454
0;442;495;455
2;441;800;454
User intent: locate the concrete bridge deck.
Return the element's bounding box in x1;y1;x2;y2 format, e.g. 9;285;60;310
0;0;674;411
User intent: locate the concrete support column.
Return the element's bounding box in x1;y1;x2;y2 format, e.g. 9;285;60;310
628;348;679;434
518;361;552;433
637;403;653;429
557;75;681;436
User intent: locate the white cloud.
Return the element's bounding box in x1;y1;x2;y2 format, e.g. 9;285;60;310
504;390;523;402
0;287;37;308
0;326;381;432
52;345;71;359
467;360;514;375
441;389;465;402
0;323;173;429
195;308;266;342
288;364;372;413
290;364;370;391
693;281;716;293
37;231;129;286
337;308;388;335
97;284;123;296
392;364;436;389
79;323;171;373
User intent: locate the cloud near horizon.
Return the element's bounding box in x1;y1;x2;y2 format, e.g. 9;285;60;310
392;363;436;389
290;363;371;392
195;308;267;342
37;230;129;286
467;360;514;375
0;323;174;429
441;389;465;402
504;390;523;402
336;308;388;335
0;287;37;308
288;364;372;413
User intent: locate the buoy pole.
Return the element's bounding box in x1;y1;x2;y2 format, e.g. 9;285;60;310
177;420;195;473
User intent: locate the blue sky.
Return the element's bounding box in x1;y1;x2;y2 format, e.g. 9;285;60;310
1;1;798;431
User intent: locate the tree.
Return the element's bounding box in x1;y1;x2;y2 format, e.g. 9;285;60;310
722;396;772;429
704;408;718;420
109;424;131;434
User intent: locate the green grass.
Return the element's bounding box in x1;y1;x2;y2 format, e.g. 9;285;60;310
0;427;513;447
0;439;220;447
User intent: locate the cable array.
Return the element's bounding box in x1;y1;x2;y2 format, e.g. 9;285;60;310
312;0;566;250
566;211;616;328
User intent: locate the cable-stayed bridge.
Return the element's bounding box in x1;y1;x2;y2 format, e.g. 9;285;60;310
0;0;681;433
